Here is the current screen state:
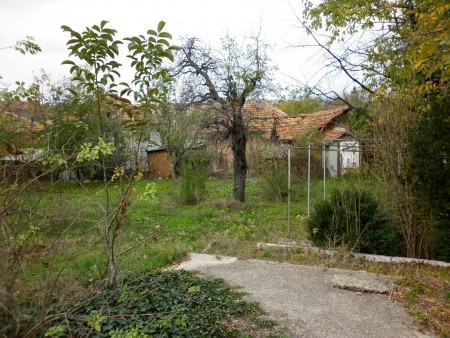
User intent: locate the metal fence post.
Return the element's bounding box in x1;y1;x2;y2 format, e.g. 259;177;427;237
287;147;291;237
323;143;326;200
307;144;311;218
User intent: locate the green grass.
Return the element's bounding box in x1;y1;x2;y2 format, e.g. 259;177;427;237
3;175;449;337
14;175;393;282
2;177;303;337
4;176;322;291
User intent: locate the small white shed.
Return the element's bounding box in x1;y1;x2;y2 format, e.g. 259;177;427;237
323;127;361;177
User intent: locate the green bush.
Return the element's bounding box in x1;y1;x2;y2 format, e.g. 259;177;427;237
409;96;450;261
430;219;450;261
307;186;401;256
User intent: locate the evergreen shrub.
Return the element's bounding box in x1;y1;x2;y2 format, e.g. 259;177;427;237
307;186;401;256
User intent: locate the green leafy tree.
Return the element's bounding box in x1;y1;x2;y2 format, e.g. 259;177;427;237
308;186;400;256
0;81;41;110
61;20;176;284
0;112;43;158
0;36;41;81
275;88;326;116
61;21;122;131
44;80;108;178
301;0;450;258
409;96;450;260
344;87;372;139
0;80;45;157
0;36;41;56
302;0;450;97
150;93;204;179
62;21;122;284
13;36;41;55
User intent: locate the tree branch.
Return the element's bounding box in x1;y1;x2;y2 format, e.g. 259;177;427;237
297;19;375;94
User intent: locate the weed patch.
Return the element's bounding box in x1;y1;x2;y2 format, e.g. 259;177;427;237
37;270;273;337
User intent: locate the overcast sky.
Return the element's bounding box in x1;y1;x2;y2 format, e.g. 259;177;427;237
0;0;342;96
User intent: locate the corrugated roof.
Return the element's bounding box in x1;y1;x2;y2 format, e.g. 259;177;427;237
146;132;163;152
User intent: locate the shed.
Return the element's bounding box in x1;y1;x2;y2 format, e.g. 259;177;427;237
323;127;361;177
146;132;173;179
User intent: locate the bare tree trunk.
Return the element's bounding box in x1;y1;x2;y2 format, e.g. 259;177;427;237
231;116;247;202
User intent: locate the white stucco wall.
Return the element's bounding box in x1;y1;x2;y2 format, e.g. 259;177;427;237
325;139;361;177
326;144;339;177
340;140;360;171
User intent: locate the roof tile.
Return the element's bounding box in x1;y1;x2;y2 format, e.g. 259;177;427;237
0;111;44;133
244;102;350;141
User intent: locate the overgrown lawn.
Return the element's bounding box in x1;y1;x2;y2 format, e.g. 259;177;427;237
5;176;449;337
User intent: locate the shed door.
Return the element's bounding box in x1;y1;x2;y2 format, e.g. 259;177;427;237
339;141;360;171
147;151;173;178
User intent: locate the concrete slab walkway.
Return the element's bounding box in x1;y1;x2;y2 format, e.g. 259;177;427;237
175;253;433;338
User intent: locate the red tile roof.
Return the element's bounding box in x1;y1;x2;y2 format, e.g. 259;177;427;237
0;111;44;133
243;101;290;120
324;128;346;140
244;102;351;141
4;101;48;121
243;101;291;138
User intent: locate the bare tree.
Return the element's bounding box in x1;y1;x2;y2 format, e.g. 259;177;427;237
174;34;271;202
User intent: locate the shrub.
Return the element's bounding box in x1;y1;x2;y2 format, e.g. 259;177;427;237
307;186;401;256
430;218;450;261
259;166;288;202
409;96;450;261
178;151;210;205
178;164;207;205
41;270;261;338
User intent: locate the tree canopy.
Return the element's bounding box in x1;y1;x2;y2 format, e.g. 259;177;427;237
302;0;450;99
174;34;272;202
301;0;450;259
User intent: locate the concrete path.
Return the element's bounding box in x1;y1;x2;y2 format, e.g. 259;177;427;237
175;253;433;338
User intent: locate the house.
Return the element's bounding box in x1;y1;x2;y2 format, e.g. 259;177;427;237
0;108;45;182
2;99;360;178
323;127;361;177
2;100;48;123
0;110;44;160
245;102;352;142
2;100;197;180
145;130;208;179
258;104;361;177
208;101;361;177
